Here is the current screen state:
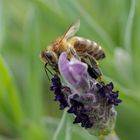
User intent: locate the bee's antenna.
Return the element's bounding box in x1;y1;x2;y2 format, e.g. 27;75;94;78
44;63;54;81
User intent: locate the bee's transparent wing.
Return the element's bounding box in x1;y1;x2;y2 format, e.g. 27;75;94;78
64;19;80;40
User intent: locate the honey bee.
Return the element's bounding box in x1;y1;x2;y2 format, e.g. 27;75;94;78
40;20;105;79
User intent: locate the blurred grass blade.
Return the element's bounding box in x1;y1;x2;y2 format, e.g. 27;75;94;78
0;0;5;49
69;0;116;52
72;125;98;140
21;122;49;140
22;6;44;119
32;0;63;17
124;0;136;52
0;55;24;129
43;0;63;16
114;48;133;85
53;109;70;140
42;116;99;140
0;136;17;140
65;116;72;140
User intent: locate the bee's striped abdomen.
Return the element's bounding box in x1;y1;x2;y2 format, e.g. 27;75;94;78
69;36;105;60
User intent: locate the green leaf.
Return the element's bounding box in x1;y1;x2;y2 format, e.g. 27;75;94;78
21;121;49;140
0;55;24;132
0;0;5;49
22;6;44;119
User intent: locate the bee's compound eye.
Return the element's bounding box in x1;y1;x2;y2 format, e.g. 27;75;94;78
45;52;53;59
41;51;52;59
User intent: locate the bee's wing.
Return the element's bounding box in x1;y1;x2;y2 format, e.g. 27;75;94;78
63;19;80;40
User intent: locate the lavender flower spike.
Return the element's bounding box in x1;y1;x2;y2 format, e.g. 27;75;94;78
58;52;91;93
55;52;122;136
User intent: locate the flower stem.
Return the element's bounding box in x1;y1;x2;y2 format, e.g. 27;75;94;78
53;109;67;140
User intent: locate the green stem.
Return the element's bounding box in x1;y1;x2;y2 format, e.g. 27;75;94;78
52;109;67;140
65;117;72;140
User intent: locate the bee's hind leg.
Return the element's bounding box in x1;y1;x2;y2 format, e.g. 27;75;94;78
69;48;81;60
80;53;102;80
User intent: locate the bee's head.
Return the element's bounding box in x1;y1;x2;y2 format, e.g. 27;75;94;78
40;50;58;66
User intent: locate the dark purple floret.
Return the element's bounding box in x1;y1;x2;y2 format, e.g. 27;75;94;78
68;94;93;128
50;75;70;109
96;82;122;106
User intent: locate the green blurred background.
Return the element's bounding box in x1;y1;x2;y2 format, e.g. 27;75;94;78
0;0;140;140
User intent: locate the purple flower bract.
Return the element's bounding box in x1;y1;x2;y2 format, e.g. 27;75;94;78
58;52;91;93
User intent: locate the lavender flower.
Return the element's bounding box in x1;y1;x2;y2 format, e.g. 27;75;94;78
97;82;122;106
50;75;71;110
58;52;91;93
50;52;122;136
